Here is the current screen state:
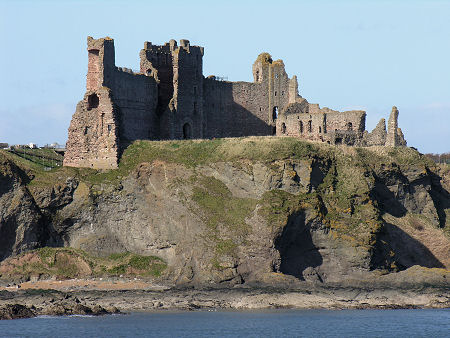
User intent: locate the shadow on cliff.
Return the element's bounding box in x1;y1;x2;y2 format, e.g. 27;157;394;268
274;211;323;281
372;177;408;217
372;171;449;228
428;170;450;228
372;222;445;270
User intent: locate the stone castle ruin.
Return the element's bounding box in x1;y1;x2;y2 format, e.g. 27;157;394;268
64;36;407;169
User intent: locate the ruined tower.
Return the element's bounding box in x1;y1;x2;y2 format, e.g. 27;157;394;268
386;106;407;147
139;39;205;139
64;37;120;169
64;37;159;169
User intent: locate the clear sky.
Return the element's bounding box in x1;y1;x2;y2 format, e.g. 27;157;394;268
0;0;449;153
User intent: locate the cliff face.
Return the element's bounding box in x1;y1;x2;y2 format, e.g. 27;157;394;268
0;138;449;285
0;156;46;260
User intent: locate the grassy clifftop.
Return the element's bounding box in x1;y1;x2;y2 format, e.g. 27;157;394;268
0;136;434;187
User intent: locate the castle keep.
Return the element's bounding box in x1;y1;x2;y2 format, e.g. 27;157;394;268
64;37;407;169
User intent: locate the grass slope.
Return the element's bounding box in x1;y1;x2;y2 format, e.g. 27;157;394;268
0;247;166;280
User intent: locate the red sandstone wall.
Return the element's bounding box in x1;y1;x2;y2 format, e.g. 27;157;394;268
87;50;100;91
64;88;119;169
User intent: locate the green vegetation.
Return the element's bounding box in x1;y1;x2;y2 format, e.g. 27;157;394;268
192;175;257;233
3;148;63;169
258;190;320;229
191;175;257;268
106;252;166;277
0;247;166;280
315;152;384;246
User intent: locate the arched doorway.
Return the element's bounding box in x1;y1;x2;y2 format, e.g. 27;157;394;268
183;123;192;139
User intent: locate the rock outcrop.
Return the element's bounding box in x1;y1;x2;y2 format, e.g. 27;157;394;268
0;299;117;320
0;155;46;261
0;138;448;286
0;304;35;320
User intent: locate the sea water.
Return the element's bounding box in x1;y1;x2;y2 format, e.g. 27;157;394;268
0;309;448;337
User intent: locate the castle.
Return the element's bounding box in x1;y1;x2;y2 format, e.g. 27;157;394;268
64;37;407;169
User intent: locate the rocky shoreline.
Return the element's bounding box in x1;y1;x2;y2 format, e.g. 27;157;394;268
0;281;448;320
0;296;119;320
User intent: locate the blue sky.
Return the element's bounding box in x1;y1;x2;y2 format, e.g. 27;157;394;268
0;0;449;153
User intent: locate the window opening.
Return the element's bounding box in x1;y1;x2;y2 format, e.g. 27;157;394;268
87;93;99;110
272;106;278;121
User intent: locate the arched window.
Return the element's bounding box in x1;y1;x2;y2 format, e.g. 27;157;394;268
347;122;353;131
272;106;278;121
299;121;304;134
183;123;192;139
87;93;99;110
308;120;312;133
319;126;322;133
281;123;286;134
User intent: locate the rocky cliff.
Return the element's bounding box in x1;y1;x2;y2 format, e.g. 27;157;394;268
0;137;449;286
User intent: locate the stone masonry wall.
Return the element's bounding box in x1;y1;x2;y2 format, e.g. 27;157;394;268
171;40;204;139
64;37;120;169
203;79;271;138
364;118;387;146
202;53;296;138
277;101;366;146
140;40;176;139
64;87;119;169
107;69;158;143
